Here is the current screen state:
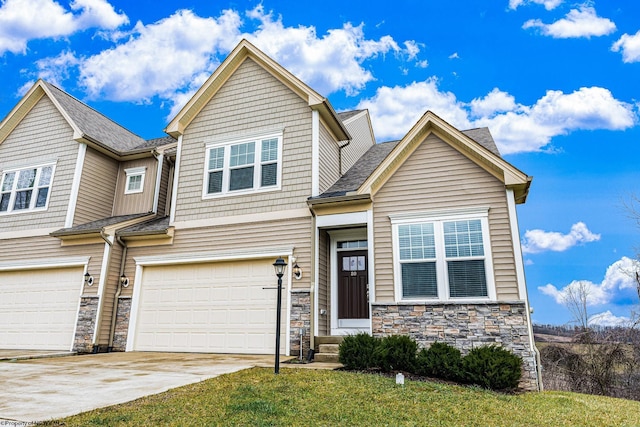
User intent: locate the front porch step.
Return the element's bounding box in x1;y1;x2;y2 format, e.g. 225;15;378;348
313;336;344;364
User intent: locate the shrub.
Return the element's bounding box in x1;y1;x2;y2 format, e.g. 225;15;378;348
338;333;380;370
461;345;522;391
373;335;418;373
416;342;462;381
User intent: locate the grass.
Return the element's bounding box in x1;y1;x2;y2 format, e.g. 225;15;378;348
42;368;640;427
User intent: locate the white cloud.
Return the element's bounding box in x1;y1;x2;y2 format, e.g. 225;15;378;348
0;0;128;55
357;79;636;153
588;310;631;327
448;52;460;59
523;6;616;39
521;222;600;254
612;30;640;63
509;0;563;10
539;256;639;306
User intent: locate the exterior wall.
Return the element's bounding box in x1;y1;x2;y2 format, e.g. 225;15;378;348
371;302;539;391
174;58;313;222
0;236;107;297
112;157;157;216
317;229;329;335
111;296;131;351
95;241;123;348
318;120;341;193
341;112;375;174
73;296;99;353
373;133;520;302
74;147;118;225
0;96;78;233
290;290;311;358
156;157;171;216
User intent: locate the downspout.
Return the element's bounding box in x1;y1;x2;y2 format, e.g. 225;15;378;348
108;234;128;351
337;140;350;175
92;230;113;352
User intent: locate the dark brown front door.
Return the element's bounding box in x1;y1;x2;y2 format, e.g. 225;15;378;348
338;250;369;319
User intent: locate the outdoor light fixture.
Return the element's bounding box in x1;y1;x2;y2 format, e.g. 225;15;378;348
292;262;302;280
120;274;130;288
272;257;287;374
84;272;94;287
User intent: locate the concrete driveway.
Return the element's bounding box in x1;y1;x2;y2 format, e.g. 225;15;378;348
0;352;276;423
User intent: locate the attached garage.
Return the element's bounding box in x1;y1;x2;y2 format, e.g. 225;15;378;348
0;266;83;350
129;258;288;354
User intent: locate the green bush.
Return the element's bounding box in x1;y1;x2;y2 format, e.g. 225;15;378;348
461;345;522;390
416;342;462;381
373;335;418;373
338;333;380;370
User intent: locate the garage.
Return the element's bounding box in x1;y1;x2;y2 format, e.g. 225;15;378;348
131;258;287;354
0;267;82;350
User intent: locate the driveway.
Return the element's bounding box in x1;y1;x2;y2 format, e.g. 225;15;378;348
0;352;276;423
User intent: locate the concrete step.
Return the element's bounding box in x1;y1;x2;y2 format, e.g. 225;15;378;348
315;336;344;348
314;352;340;363
318;343;340;354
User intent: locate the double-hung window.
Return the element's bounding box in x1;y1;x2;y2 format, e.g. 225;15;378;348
0;163;55;214
392;209;494;301
124;167;146;194
204;133;282;197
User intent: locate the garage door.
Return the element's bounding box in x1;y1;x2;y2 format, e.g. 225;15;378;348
0;267;82;350
132;259;287;354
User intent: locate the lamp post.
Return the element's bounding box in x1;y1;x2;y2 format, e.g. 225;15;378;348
273;257;287;374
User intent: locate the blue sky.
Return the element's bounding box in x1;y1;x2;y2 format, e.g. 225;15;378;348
1;0;639;326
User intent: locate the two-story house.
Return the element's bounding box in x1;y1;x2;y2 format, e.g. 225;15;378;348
0;40;539;390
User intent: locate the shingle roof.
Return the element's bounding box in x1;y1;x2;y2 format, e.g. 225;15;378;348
461;127;500;156
50;213;152;236
118;216;170;236
316;140;400;198
337;110;363;122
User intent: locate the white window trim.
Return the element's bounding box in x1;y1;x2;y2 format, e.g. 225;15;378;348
202;132;283;199
0;162;57;215
124;167;146;195
391;208;496;303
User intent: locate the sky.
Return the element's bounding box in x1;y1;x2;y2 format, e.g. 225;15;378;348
1;0;640;326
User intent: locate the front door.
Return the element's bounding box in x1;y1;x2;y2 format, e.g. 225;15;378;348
337;250;369;321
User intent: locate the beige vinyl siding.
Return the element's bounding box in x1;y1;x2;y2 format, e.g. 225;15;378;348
157;157;170;216
74;148;118;225
175;58;313;222
0;236;107;297
112;157;157;216
318;121;340;193
317;229;329;335
0;96;78;233
373;133;520;302
341;112;375;174
122;216;312;297
96;242;122;347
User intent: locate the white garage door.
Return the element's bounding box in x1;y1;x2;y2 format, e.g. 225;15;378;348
0;267;82;350
132;259;287;354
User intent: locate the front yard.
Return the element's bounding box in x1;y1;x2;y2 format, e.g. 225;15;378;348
44;367;640;426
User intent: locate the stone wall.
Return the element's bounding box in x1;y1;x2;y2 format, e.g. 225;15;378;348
372;302;539;391
111;296;131;352
289;290;311;358
73;296;99;353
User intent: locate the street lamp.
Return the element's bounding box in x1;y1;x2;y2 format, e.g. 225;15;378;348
273;257;287;374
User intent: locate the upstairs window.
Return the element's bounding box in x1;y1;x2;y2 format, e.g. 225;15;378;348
0;163;55;214
392;210;495;301
125;167;146;194
204;133;282;197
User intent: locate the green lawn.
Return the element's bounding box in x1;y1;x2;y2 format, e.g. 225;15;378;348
44;368;640;426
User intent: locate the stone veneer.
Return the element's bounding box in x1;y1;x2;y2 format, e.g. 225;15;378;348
372;302;539;391
73;296;99;353
111;296;131;352
289;291;311;358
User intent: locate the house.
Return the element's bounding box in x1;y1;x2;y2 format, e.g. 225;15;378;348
0;39;539;390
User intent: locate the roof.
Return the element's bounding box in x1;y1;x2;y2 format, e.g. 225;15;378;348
461;127;500;156
337;110;364;122
316;140;400;198
117;216;171;236
50;213;151;237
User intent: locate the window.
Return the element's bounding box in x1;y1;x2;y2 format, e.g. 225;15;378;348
392;211;494;301
125;167;146;194
0;163;55;214
204;133;282;197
